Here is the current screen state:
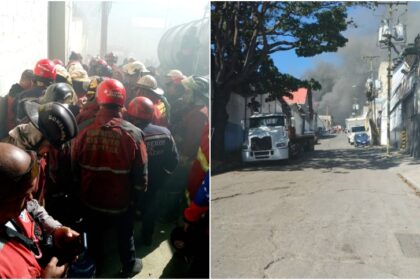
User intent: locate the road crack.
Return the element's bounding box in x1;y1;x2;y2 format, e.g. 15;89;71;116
263;256;285;278
212;186;290;202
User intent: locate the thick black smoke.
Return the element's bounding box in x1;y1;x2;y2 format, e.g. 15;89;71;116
303;4;420;125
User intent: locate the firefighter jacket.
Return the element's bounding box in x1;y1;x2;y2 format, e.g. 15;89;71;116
76;100;99;125
0;203;62;278
187;123;209;199
136;122;179;188
0;210;42;278
72;108;148;213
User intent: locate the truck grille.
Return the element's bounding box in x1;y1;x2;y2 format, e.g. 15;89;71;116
250;136;272;151
254;151;270;159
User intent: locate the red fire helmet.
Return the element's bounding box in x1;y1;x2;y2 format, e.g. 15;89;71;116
96;78;126;107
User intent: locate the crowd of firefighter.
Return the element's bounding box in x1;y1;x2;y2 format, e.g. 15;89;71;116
0;51;209;278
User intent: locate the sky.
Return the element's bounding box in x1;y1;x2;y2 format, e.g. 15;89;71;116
270;2;420;125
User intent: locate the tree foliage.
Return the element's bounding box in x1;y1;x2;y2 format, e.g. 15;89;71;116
211;1;365;94
211;1;373;159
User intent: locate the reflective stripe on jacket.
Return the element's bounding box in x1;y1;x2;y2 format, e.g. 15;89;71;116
72;108;148;213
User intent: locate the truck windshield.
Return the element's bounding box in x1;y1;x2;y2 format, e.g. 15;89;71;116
250;117;285;128
351;126;365;132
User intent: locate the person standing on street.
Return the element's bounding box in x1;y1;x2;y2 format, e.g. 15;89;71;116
71;79;148;277
15;59;57;124
127;96;179;245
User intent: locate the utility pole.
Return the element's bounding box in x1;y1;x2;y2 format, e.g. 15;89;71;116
377;1;408;155
387;40;392;155
100;2;112;57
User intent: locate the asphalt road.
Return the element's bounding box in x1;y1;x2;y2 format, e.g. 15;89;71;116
211;133;420;278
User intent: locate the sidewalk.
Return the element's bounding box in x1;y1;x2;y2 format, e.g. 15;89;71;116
98;220;186;278
392;151;420;194
397;165;420;194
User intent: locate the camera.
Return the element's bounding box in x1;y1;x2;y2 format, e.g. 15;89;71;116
56;233;86;266
38;232;86;267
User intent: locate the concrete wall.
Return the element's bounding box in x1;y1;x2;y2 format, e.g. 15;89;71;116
48;1;71;64
0;1;48;96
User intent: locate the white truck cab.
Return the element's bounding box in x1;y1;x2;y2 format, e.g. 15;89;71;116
241;113;289;162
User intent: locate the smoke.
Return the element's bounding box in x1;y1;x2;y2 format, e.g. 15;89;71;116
303;31;377;124
70;1;208;68
302;3;420;125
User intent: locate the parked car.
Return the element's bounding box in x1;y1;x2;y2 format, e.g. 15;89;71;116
354;132;370;147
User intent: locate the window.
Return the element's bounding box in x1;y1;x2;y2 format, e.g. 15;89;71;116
250;116;285;128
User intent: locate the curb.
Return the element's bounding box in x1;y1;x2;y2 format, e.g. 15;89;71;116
398;173;420;196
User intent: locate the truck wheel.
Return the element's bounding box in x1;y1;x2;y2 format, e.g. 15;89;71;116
289;143;299;158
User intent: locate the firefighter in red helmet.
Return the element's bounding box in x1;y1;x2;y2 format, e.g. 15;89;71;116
72;79;148;277
127;96;178;246
88;58;113;78
14;59;57;125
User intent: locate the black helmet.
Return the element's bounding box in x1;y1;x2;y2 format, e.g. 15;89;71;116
23;101;78;148
181;75;209;98
40;83;76;105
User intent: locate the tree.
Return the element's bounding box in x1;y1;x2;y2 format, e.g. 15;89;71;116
211;1;370;159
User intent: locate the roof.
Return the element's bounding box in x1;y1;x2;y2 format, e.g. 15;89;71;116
283;88;308;105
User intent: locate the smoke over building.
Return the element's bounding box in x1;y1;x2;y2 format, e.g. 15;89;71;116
302;3;420;125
